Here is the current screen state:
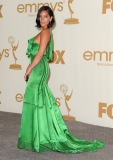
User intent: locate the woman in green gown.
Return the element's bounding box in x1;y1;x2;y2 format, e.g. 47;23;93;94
17;6;104;153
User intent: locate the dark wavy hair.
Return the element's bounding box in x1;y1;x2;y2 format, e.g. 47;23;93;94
36;6;55;28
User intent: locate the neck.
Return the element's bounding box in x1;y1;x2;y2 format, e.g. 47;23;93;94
41;26;48;30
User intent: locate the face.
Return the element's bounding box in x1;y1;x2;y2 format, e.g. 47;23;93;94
39;10;52;29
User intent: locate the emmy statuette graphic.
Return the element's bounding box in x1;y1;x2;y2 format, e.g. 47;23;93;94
64;0;79;24
8;36;22;70
0;4;3;18
60;84;75;121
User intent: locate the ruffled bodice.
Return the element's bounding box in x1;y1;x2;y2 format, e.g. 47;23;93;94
26;30;53;62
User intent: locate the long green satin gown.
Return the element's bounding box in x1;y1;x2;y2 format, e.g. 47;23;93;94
17;31;104;153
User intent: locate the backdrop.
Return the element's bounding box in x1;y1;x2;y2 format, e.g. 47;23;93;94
0;0;113;128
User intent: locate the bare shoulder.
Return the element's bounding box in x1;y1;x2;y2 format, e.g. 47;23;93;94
40;29;50;40
41;29;50;35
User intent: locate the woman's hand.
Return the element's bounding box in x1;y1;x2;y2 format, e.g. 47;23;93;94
24;64;32;81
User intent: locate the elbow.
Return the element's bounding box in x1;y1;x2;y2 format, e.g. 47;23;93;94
38;54;43;60
38;51;44;59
